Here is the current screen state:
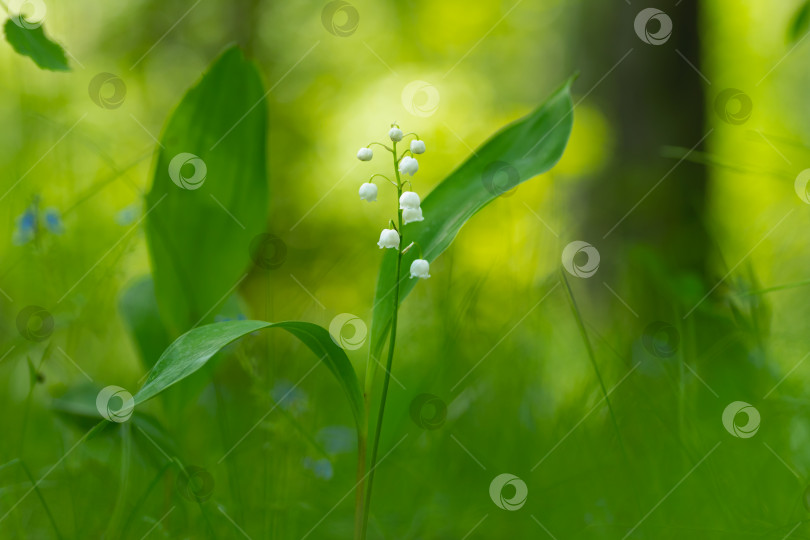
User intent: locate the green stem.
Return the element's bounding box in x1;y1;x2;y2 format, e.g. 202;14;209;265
369;173;397;188
560;270;631;465
353;428;367;540
105;422;132;538
121;461;172;536
561;271;621;435
18;461;62;540
360;140;404;540
738;278;810;296
367;142;393;152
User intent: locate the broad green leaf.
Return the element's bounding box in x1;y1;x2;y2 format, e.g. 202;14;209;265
789;1;810;44
119;277;171;369
134;320;364;430
145;46;268;336
120;277;245;412
3;18;69;71
368;79;574;368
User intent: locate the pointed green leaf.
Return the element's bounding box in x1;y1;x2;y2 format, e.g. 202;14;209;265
789;1;810;44
145;46;268;336
368;79;574;365
134;320;364;430
4;18;69;71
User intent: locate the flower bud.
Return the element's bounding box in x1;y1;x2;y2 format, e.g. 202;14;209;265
357;147;373;161
410;140;426;154
359;183;378;202
399;191;421;209
409;259;430;279
377;228;400;249
398;156;418;176
389;127;404;142
402;206;424;225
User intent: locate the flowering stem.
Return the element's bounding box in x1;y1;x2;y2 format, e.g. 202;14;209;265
369;173;397;188
353;426;367;540
402;241;423;258
360;140;404;540
367;142;393;152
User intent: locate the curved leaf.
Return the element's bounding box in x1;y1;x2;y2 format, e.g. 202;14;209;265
134;320;364;430
789;1;810;44
368;79;574;365
4;18;69;71
145;46;268;336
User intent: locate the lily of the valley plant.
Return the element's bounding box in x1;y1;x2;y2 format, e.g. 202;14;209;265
354;123;431;537
109;48;572;540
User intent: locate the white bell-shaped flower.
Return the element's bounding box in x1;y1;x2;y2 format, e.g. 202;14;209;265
402;206;424;225
377;228;400;249
399;156;418;176
359;183;378;202
410;139;426;154
399;191;421;209
389;127;403;142
410;259;430;279
357;147;373;161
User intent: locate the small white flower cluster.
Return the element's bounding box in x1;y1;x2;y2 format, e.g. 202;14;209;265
356;124;431;280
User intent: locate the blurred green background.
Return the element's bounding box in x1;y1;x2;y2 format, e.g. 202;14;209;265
2;0;810;538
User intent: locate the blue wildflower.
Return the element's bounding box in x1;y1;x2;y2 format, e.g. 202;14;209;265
13;198;67;245
43;208;64;234
271;379;308;415
302;457;333;480
316;426;356;455
214;312;247;323
116;204;141;226
13;209;37;245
